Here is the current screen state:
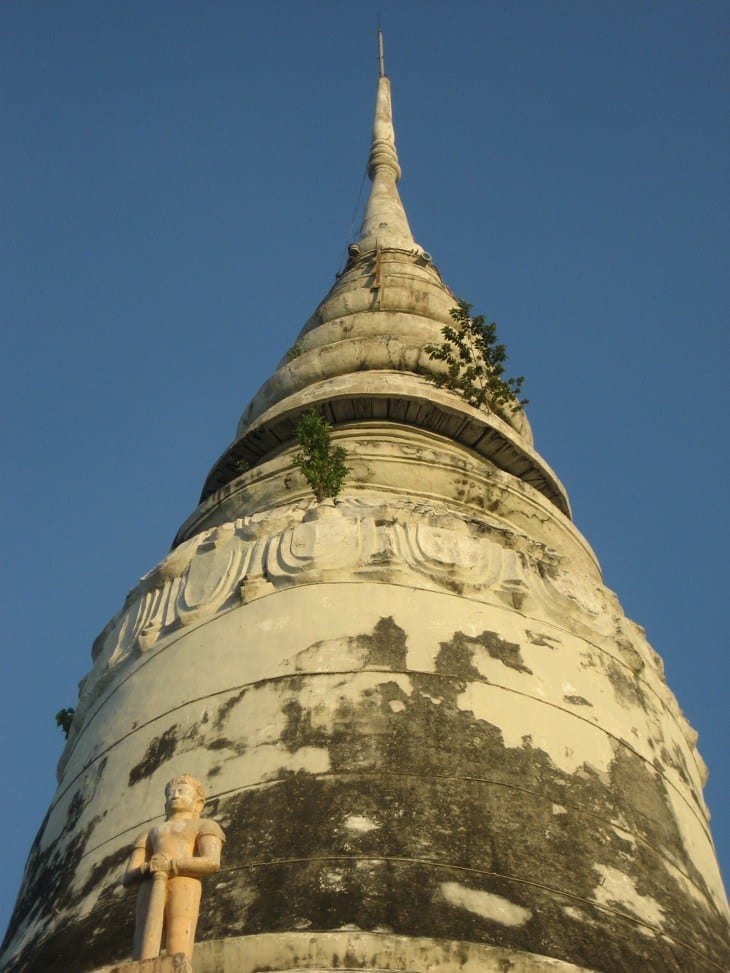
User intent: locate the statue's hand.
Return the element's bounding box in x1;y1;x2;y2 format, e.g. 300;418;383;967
148;853;173;875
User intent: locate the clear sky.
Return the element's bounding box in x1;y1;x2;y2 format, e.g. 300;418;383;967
1;1;727;935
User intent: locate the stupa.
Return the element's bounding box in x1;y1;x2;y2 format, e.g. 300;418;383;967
2;36;728;973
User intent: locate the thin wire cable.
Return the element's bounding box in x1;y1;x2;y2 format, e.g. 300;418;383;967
340;163;368;271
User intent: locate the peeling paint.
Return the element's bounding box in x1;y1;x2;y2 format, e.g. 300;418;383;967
455;681;616;775
593;864;665;928
4;567;728;972
439;882;532;927
343;815;379;834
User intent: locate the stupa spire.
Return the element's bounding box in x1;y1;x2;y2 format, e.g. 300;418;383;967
356;29;422;253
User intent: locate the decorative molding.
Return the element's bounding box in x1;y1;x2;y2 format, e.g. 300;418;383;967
69;497;700;784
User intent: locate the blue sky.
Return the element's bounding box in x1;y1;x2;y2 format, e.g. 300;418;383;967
1;1;727;933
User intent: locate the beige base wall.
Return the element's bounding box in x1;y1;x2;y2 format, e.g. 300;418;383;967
97;932;598;973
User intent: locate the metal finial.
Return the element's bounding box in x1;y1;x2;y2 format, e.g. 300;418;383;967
378;25;385;78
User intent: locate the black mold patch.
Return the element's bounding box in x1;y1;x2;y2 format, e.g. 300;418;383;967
190;765;728;973
437;630;531;678
361;617;408;670
435;633;481;682
77;844;130;901
615;636;646;675
215;688;247;729
6;658;729;973
605;659;643;709
564;695;592;707
536;557;561;581
475;631;532;675
5;892;134;973
292;618;408;674
194;672;729;971
525;630;560;649
662;743;691;788
128;725;179;786
1;758;108;958
207;736;240;752
281;700;329;753
9;659;728;973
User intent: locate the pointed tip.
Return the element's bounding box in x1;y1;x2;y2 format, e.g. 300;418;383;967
378;25;385;78
355;64;422;254
367;75;401;181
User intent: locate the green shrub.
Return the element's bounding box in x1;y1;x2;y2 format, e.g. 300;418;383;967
425;299;527;413
55;707;75;739
294;408;349;501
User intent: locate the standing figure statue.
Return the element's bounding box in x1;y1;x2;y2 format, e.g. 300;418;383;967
123;774;225;962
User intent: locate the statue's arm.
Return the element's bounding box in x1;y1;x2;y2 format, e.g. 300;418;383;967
170;832;223;878
122;833;150;887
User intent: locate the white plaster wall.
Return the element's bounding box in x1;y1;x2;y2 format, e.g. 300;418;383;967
8;552;721;971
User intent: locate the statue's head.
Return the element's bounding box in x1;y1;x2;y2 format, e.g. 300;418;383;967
164;774;206;817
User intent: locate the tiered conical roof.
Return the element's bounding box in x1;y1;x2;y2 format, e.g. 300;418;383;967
191;62;570;538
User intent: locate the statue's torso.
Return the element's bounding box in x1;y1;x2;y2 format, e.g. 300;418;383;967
149;818;201;860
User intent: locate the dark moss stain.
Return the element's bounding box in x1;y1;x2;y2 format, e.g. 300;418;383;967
127;725;179;786
5;663;729;973
5;893;134;973
77;844;130;901
475;631;532;675
536;558;561;581
361;617;408;670
2;818;87;952
434;633;481;682
65;790;87;833
207;736;238;751
215;688;247;729
525;630;560;649
189;767;729;973
281;700;329;753
661;743;691;788
292;618;408;674
119;668;728;972
563;695;592;707
1;758;108;959
605;659;643;710
437;630;531;678
615;636;645;676
199;671;730;973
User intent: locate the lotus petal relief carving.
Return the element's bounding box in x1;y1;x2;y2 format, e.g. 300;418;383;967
86;499;650;701
269;509;370;579
177;525;251;624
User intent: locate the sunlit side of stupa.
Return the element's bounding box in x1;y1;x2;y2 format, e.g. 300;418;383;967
2;37;728;973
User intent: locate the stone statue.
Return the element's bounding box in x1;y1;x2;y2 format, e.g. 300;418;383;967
123;775;225;963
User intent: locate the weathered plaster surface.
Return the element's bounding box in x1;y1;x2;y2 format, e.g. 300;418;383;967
94;931;602;972
107;956;191;973
184;428;578;561
3;70;729;973
3;535;728;970
3;445;727;972
438;883;533;927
